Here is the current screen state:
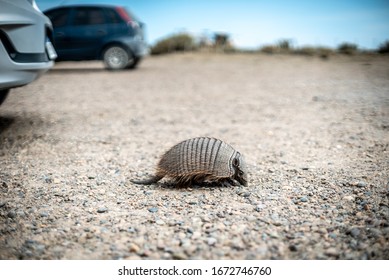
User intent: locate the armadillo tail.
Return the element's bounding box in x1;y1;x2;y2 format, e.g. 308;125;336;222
130;175;163;185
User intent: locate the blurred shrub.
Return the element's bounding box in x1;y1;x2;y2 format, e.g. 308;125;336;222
295;46;333;58
260;45;278;54
337;43;358;55
150;33;196;55
277;39;293;51
377;40;389;54
213;33;236;53
260;39;293;54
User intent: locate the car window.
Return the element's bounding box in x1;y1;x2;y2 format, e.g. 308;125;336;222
105;8;122;24
72;8;106;26
46;8;70;28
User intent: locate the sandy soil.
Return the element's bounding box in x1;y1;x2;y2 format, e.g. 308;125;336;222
0;53;388;259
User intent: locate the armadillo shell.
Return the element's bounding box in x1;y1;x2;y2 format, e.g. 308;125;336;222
157;137;238;179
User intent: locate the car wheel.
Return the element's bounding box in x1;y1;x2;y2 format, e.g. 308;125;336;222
126;57;140;69
0;89;9;106
103;46;130;70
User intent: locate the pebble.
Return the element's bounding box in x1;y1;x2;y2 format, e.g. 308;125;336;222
328;233;337;239
269;231;279;239
127;227;137;233
300;196;308;203
148;207;158;213
325;248;339;257
128;243;140;253
191;231;201;239
7;210;16;219
343;195;354;202
242;192;251;198
289;244;298;252
172;252;187;260
349;227;361;238
97;207;108;213
40;211;49;217
16;210;26;218
357;181;367;188
0;201;6;208
207;237;217;246
255;204;266;212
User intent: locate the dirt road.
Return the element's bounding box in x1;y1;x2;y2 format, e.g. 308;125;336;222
0;53;388;259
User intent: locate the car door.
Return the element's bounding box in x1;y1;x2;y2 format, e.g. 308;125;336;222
65;7;108;60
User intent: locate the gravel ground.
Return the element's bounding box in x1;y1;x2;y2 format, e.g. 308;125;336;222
0;53;388;260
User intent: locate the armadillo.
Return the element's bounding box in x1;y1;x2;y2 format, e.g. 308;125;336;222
131;137;247;187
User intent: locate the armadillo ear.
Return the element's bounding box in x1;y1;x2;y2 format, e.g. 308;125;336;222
232;158;240;167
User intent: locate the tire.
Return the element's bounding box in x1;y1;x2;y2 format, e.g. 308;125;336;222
126;57;140;69
0;89;9;106
103;45;130;70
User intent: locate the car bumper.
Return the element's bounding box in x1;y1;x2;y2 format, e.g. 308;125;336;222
0;42;54;90
0;0;55;91
123;36;149;58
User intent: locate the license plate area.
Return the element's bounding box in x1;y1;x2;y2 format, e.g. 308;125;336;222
45;39;57;60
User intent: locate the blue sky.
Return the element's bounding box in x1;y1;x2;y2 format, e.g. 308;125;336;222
36;0;389;50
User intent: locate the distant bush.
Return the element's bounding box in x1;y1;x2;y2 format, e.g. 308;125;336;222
277;39;293;51
337;43;358;55
260;45;278;54
260;39;294;54
150;33;196;55
295;46;333;58
377;40;389;54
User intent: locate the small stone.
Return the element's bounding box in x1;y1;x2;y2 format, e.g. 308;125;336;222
97;207;108;213
44;176;53;183
357;181;367;188
53;178;61;184
269;231;279;239
148;207;158;213
40;211;49;217
300;196;308;203
242;192;251;198
0;201;5;208
17;210;26;218
273;221;282;226
255;204;265;212
192;231;201;239
207;237;217;246
172;252;187;260
349;227;360;238
155;219;165;225
329;233;337;239
325;248;339;257
127;227;137;233
289;244;298;252
7;210;16;219
343;195;354;202
128;243;140;253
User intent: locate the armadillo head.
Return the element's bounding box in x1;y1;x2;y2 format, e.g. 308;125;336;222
232;152;248;187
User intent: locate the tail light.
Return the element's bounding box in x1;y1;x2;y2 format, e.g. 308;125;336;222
115;7;139;29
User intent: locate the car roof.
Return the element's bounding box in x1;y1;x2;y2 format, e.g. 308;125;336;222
44;4;122;12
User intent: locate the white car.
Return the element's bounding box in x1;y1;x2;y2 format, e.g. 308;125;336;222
0;0;57;105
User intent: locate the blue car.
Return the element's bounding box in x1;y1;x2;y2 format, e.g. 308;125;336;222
44;4;147;70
